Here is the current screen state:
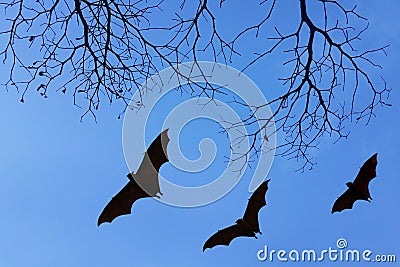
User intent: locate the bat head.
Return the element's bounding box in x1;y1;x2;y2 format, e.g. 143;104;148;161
346;182;353;187
127;172;135;181
235;218;244;225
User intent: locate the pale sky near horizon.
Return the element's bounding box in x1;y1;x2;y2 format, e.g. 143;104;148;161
0;1;399;266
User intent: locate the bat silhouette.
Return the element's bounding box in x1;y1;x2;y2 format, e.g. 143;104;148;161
203;180;270;251
97;129;170;226
331;153;378;214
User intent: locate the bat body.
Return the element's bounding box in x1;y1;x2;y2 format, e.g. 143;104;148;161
331;153;378;214
203;180;270;251
98;129;170;226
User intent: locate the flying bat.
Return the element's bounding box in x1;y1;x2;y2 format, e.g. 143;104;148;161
331;153;378;214
203;180;270;251
97;129;170;226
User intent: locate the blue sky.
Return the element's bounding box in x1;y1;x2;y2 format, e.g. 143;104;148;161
0;1;399;266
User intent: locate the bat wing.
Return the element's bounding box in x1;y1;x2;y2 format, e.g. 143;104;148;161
203;224;255;251
243;180;270;233
331;187;366;213
147;129;170;171
97;178;150;226
134;129;170;197
97;130;169;226
352;153;378;198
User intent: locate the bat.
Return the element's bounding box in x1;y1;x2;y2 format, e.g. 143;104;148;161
331;153;378;214
97;129;170;226
203;180;270;251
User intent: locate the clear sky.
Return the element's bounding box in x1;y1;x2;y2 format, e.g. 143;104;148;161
0;1;399;266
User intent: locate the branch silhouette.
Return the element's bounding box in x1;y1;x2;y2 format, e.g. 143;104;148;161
0;0;390;169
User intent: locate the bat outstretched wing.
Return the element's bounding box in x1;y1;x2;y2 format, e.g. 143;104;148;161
133;129;170;197
203;225;256;251
97;177;149;226
98;129;170;226
331;153;378;214
331;188;366;213
352;153;377;198
146;129;170;171
243;180;270;233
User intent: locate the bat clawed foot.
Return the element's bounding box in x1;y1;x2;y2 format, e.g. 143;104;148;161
153;192;164;199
